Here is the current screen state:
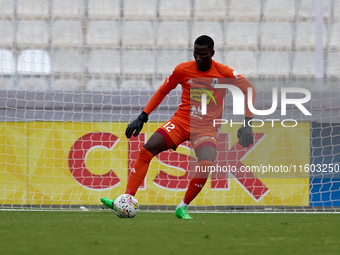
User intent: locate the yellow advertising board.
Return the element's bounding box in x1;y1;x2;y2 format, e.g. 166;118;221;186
0;122;310;206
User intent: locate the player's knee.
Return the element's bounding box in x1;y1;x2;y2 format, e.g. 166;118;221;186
198;155;215;162
143;142;155;154
196;145;216;162
143;134;167;156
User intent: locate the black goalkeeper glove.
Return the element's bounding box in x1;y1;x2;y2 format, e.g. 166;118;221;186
125;111;149;138
237;117;254;147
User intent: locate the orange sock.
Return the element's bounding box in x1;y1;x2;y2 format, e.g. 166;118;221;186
183;160;212;205
125;147;154;196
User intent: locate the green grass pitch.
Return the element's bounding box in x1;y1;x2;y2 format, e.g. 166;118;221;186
0;211;339;255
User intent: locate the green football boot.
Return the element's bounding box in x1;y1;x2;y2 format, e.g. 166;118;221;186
100;197;115;209
175;206;193;219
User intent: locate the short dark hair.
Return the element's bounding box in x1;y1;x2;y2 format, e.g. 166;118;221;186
194;35;214;50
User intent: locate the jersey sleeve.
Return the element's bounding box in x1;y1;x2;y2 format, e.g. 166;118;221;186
226;67;256;118
143;65;181;115
236;77;256;118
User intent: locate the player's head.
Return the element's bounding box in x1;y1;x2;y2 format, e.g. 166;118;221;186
193;35;215;72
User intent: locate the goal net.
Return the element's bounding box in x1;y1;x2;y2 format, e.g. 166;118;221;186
0;0;339;212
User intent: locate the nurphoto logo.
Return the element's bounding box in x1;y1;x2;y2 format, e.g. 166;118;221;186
200;84;312;128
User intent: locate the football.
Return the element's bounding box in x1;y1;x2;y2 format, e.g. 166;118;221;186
113;194;139;218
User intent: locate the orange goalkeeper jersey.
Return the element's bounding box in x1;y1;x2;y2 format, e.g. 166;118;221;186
143;59;255;127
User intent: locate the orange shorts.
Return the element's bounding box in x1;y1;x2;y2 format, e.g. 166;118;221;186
156;116;218;152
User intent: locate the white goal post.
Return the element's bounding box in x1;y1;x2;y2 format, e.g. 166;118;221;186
0;0;339;212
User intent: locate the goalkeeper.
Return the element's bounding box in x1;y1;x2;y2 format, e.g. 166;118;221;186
101;35;255;219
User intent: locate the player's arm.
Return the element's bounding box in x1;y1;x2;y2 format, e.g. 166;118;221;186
233;76;256;147
125;69;180;138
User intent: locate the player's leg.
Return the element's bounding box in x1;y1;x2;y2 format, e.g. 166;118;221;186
125;132;169;196
101;133;168;209
102;118;184;209
125;119;185;195
125;118;185;195
175;138;217;219
182;145;215;202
